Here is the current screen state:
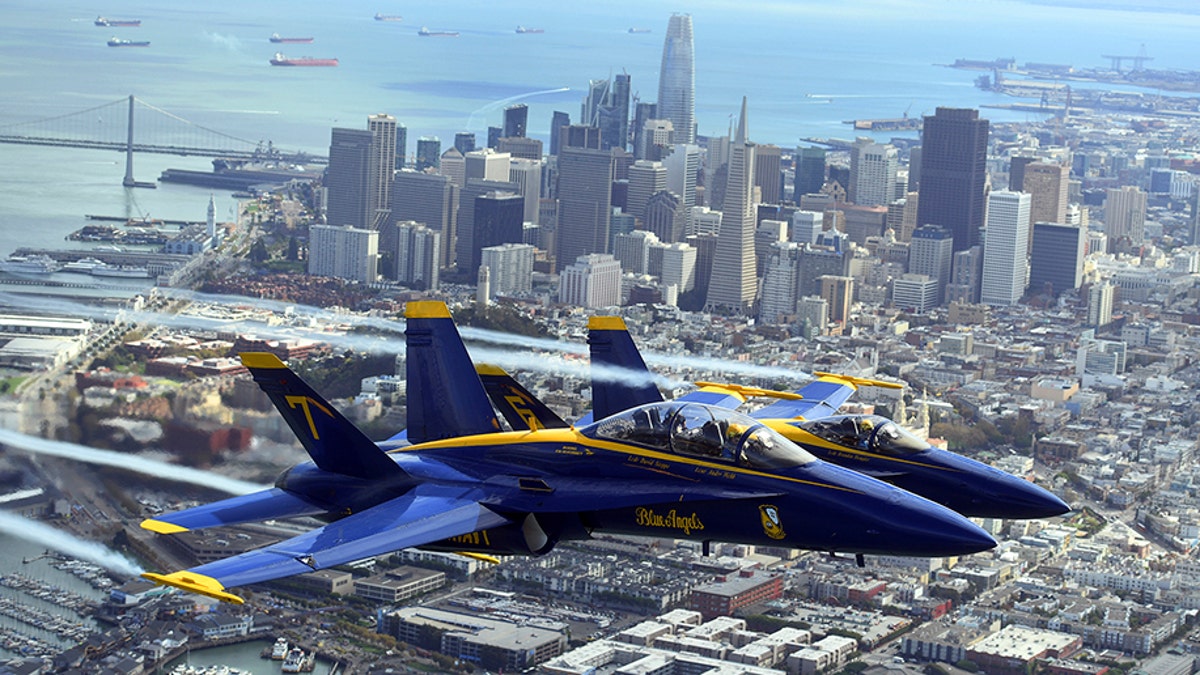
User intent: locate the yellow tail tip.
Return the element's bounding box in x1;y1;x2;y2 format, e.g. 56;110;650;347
239;352;287;369
142;571;245;605
588;316;627;331
406;300;451;319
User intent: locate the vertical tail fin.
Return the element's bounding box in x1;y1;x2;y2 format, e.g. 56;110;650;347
241;353;402;479
476;364;569;430
587;316;663;420
405;301;502;444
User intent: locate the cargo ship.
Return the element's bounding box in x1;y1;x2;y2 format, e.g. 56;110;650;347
270;33;314;43
374;13;403;21
418;26;459;37
628;27;651;34
95;16;141;27
269;52;338;66
108;37;150;47
516;26;544;34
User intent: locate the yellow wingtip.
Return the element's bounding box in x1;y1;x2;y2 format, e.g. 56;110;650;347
239;352;286;369
588;316;627;331
141;571;245;605
454;551;501;565
406;300;451;319
140;519;189;535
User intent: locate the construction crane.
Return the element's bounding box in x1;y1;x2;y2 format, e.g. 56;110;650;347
1102;44;1153;72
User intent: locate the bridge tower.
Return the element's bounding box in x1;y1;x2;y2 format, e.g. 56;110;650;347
122;95;155;189
123;95;136;187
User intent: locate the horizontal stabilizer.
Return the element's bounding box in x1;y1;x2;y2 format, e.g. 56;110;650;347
241;352;401;479
405;302;501;444
477;364;569;430
142;485;510;603
140;488;329;533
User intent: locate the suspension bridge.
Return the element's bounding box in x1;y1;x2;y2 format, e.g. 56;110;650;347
0;95;327;187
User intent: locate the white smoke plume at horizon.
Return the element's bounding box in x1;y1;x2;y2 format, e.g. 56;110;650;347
0;429;266;496
0;511;142;576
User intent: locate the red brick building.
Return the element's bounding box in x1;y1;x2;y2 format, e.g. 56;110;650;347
689;569;783;620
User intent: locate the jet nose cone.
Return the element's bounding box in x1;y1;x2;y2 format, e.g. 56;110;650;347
809;464;996;558
1001;478;1072;519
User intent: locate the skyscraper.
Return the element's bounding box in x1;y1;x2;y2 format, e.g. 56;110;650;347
308;224;378;283
754;144;783;206
503;104;528;139
794;146;826;198
439;147;466;188
1104;186;1147;251
393;221;441;290
453;132;476;155
558;253;621;308
508;158;542;225
704;98;757;316
465;149;511;182
916;107;989;251
325;127;374;230
758;241;801;324
909;225;954;305
663;143;699;233
367;115;399;251
627;160;667;221
415;137;441;171
1029;222;1085;297
468;191;525;277
480;243;535;299
849;137;898;207
549;111;570;157
390;169;458;271
394;123;407;170
657;13;695;144
555;130;614;266
645;191;685;243
1023;162;1069;226
456;178;519;275
631;102;657;160
980;190;1031;306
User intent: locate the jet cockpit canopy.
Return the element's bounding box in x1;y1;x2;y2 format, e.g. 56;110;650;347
584;402;816;470
798;414;928;455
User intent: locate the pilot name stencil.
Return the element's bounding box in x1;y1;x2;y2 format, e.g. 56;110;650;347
635;507;704;534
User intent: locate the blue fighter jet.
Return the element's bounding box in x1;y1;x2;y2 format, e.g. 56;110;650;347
139;302;994;604
575;316;1070;521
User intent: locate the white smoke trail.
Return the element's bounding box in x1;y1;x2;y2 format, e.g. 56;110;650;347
466;86;570;130
0;511;142;576
0;429;266;496
0;291;811;385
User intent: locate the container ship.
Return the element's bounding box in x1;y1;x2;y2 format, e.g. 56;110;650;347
270;33;314;43
95;16;141;27
375;13;403;21
516;26;544;34
108;37;150;47
269;52;338;66
418;26;459;37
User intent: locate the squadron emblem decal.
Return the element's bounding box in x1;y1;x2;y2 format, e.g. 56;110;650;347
760;504;786;540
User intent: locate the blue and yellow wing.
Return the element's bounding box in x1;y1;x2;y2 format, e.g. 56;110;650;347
142;485;508;604
749;372;903;421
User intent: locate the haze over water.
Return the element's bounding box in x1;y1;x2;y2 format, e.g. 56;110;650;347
1;0;1199;255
